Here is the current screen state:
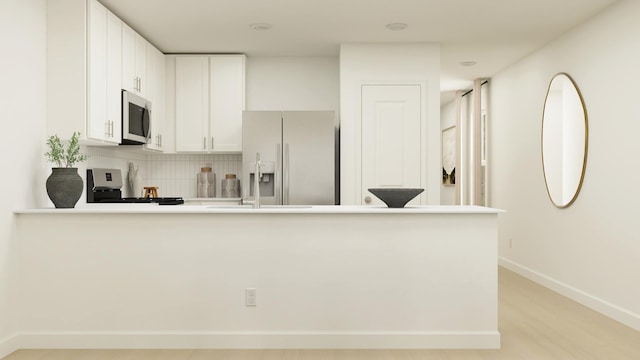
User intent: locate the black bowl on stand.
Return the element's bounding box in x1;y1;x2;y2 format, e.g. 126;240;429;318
367;188;424;208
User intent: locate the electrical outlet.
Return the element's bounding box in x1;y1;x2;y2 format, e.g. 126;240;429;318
245;288;257;306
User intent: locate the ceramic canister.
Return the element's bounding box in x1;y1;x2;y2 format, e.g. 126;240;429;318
221;174;240;198
197;167;216;198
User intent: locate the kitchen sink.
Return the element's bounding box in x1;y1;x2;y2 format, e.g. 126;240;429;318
207;204;312;209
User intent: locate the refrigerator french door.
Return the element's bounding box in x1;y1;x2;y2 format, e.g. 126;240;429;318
242;111;335;205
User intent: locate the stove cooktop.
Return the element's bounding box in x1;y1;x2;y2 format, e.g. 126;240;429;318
94;197;185;205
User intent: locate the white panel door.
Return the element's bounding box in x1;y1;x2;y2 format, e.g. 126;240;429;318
361;85;422;205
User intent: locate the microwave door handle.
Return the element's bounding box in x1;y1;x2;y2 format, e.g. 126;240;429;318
143;107;151;142
146;109;152;142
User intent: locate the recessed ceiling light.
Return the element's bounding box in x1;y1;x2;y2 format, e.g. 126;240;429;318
459;61;477;67
250;23;272;31
386;23;408;31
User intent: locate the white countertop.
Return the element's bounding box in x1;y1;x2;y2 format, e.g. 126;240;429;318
14;204;503;215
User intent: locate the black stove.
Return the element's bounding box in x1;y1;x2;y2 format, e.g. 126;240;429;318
87;169;184;205
93;197;185;205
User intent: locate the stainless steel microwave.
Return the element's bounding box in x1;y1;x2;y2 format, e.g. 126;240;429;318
121;90;151;145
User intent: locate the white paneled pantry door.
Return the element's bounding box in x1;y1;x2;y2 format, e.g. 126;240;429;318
361;85;422;205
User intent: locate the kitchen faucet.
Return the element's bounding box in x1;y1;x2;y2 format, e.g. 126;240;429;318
253;152;261;208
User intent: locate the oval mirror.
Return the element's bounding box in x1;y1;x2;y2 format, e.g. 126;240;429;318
542;73;588;208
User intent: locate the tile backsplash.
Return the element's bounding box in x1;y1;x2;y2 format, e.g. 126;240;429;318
84;147;242;198
146;153;242;198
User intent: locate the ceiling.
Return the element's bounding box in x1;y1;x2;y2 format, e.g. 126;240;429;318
100;0;618;104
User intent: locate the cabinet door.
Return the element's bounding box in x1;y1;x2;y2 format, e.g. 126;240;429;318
209;55;245;152
122;24;146;95
135;33;147;97
88;1;121;144
155;49;166;150
88;0;107;141
361;85;422;205
175;56;209;152
121;24;136;93
145;45;165;151
105;11;122;143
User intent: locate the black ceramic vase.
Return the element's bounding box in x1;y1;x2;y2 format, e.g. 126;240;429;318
46;168;83;208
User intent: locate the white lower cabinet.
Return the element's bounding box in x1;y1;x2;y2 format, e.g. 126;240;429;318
175;55;246;153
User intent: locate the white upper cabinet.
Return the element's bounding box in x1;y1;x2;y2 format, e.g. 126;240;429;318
88;0;123;144
48;0;122;144
122;23;147;97
47;0;164;147
87;0;108;141
175;56;209;152
105;11;123;144
175;55;246;153
144;45;166;151
209;56;246;152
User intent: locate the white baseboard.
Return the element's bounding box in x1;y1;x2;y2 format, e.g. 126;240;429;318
499;257;640;331
0;334;20;359
13;331;500;350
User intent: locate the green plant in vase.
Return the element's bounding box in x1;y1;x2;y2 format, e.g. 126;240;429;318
45;132;88;208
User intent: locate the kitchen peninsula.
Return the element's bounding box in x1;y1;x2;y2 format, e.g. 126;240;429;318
13;205;502;349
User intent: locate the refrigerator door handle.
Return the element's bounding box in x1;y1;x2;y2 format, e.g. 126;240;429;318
276;144;282;205
284;143;290;205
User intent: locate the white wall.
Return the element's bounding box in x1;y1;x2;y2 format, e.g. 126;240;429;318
491;0;640;330
0;0;47;356
440;100;456;205
246;57;339;113
340;43;441;205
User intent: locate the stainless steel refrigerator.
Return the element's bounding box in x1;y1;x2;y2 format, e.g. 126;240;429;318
242;111;336;205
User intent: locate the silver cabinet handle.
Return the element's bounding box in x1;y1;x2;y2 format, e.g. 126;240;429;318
138;77;142;93
211;137;214;150
203;137;206;150
284;143;290;205
364;196;372;204
110;120;114;137
159;134;162;147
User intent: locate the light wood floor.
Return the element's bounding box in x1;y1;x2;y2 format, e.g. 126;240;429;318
4;267;640;359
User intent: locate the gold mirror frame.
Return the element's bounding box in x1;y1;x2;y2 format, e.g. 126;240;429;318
541;73;589;208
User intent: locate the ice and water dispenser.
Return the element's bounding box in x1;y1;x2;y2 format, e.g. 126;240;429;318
248;161;275;197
